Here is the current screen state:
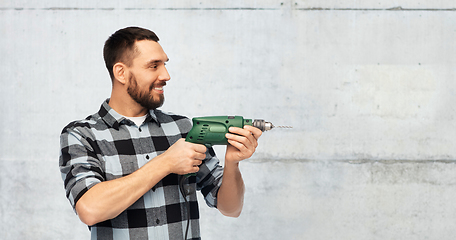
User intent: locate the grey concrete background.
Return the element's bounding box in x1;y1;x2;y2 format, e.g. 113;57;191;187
1;1;455;239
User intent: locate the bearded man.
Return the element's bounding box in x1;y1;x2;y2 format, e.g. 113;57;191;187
59;26;262;240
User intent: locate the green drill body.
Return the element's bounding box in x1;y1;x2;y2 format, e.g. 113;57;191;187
185;116;253;147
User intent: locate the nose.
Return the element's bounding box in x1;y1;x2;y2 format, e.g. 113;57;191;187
159;65;171;82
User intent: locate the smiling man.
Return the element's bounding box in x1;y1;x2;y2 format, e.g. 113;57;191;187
59;26;262;240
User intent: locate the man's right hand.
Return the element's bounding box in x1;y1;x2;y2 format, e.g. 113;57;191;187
159;138;207;175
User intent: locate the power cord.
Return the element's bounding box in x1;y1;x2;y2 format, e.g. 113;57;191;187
179;175;195;240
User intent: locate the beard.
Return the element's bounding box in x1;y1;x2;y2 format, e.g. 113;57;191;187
127;73;165;110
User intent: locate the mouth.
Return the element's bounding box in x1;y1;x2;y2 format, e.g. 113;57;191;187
152;84;165;94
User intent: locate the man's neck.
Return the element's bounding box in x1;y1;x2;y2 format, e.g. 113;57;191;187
109;92;149;117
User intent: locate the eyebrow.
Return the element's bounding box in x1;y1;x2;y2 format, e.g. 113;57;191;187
146;58;169;66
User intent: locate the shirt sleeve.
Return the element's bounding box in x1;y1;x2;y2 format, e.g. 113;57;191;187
196;147;224;208
59;126;104;210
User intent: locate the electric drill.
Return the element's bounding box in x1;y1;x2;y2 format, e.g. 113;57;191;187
183;116;290;177
185;116;286;147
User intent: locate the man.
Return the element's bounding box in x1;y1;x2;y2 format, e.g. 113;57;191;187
59;26;262;240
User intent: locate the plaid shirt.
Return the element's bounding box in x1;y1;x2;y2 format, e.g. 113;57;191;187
59;99;223;240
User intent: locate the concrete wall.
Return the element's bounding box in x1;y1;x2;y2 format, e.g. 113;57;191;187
1;1;455;239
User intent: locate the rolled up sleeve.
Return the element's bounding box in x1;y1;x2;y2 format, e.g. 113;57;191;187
196;147;224;208
59;127;104;210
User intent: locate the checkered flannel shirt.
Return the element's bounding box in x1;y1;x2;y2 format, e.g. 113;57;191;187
59;99;224;240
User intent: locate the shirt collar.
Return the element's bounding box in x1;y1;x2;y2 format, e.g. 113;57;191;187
98;99;160;129
146;109;160;127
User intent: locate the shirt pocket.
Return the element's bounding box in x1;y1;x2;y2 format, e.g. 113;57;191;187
103;155;139;180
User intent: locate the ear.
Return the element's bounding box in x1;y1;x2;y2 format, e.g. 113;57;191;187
113;63;128;85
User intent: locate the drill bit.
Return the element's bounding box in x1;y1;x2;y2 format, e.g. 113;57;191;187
253;120;293;132
273;125;293;129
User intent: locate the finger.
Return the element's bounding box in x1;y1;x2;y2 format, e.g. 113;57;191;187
187;149;206;160
229;126;261;141
193;160;203;166
191;142;207;153
225;132;250;146
195;152;206;161
227;139;248;152
228;126;249;136
190;166;200;173
227;127;257;148
243;125;263;140
186;142;207;153
226;134;256;153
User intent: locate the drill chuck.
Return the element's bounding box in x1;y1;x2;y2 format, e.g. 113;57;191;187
252;119;274;131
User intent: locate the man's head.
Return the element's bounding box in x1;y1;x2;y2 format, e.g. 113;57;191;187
104;27;170;111
103;27;160;81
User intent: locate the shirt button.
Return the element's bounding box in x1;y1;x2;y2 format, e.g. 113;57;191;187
146;155;150;160
156;219;160;224
139;128;142;132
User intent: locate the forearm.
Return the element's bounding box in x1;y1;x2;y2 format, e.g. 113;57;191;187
75;156;170;226
216;161;245;217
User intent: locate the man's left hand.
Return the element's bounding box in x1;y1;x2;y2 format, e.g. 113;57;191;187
224;125;262;163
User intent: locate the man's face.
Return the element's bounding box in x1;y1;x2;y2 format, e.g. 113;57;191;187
126;40;170;110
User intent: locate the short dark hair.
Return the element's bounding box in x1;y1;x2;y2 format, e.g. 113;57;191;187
103;26;160;80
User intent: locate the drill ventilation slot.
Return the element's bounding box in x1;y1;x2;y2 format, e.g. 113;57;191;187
197;124;209;141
